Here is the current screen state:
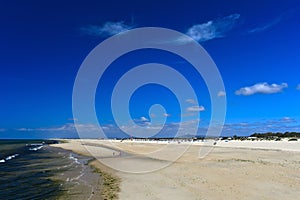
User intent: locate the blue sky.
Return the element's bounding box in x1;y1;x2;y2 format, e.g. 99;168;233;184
1;0;300;139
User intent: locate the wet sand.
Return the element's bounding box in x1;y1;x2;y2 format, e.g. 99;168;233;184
50;146;103;200
52;139;300;200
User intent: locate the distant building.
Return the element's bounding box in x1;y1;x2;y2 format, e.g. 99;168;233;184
247;137;257;141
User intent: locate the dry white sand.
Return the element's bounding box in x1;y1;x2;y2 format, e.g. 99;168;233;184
52;139;300;200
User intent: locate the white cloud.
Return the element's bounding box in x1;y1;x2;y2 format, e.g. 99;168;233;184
68;118;78;122
0;128;6;132
235;82;288;96
281;117;291;121
131;117;151;127
280;117;296;123
16;128;34;131
249;20;279;33
163;113;171;117
297;84;300;90
36;123;75;131
186;99;197;104
248;15;282;34
36;123;100;132
81;21;133;37
185;13;240;42
217;91;226;97
222;117;300;136
140;117;149;122
187;106;205;112
181;113;197;117
12;116;300;138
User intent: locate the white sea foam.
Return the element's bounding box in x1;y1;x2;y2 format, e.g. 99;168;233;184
69;154;81;164
29;145;43;151
0;154;19;163
27;143;44;146
6;154;19;160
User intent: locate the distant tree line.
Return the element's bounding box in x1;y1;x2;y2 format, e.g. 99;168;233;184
250;132;300;138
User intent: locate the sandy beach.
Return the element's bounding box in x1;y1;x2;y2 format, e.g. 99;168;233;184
52;139;300;200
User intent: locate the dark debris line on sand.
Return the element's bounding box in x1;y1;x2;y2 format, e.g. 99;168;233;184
88;159;121;200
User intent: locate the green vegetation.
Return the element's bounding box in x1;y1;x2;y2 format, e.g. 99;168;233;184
250;132;300;138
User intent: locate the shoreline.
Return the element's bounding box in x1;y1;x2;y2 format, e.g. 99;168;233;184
52;139;300;200
51;140;121;200
47;145;103;200
88;159;121;200
0;140;104;200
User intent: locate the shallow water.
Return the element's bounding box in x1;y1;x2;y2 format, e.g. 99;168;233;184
0;140;101;200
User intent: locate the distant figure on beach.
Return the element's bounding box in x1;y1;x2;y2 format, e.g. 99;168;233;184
112;151;121;156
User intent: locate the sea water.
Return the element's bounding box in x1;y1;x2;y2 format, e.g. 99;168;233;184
0;140;100;200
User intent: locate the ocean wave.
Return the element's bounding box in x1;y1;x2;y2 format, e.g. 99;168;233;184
29;145;43;151
27;143;45;146
5;154;19;160
69;154;81;164
0;154;19;164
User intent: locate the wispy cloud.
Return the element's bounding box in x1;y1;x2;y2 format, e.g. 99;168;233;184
223;117;300;136
11;116;300;138
0;128;6;132
16;128;34;131
14;123;116;138
81;21;134;37
297;84;300;90
217;91;226;97
36;123;99;132
187;106;205;112
181;113;197;117
186;99;197;104
163;113;171;117
235;82;288;96
131;117;151;127
185;13;240;42
280;117;296;123
248;17;282;33
67;118;78;122
140;116;149;122
247;9;296;34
